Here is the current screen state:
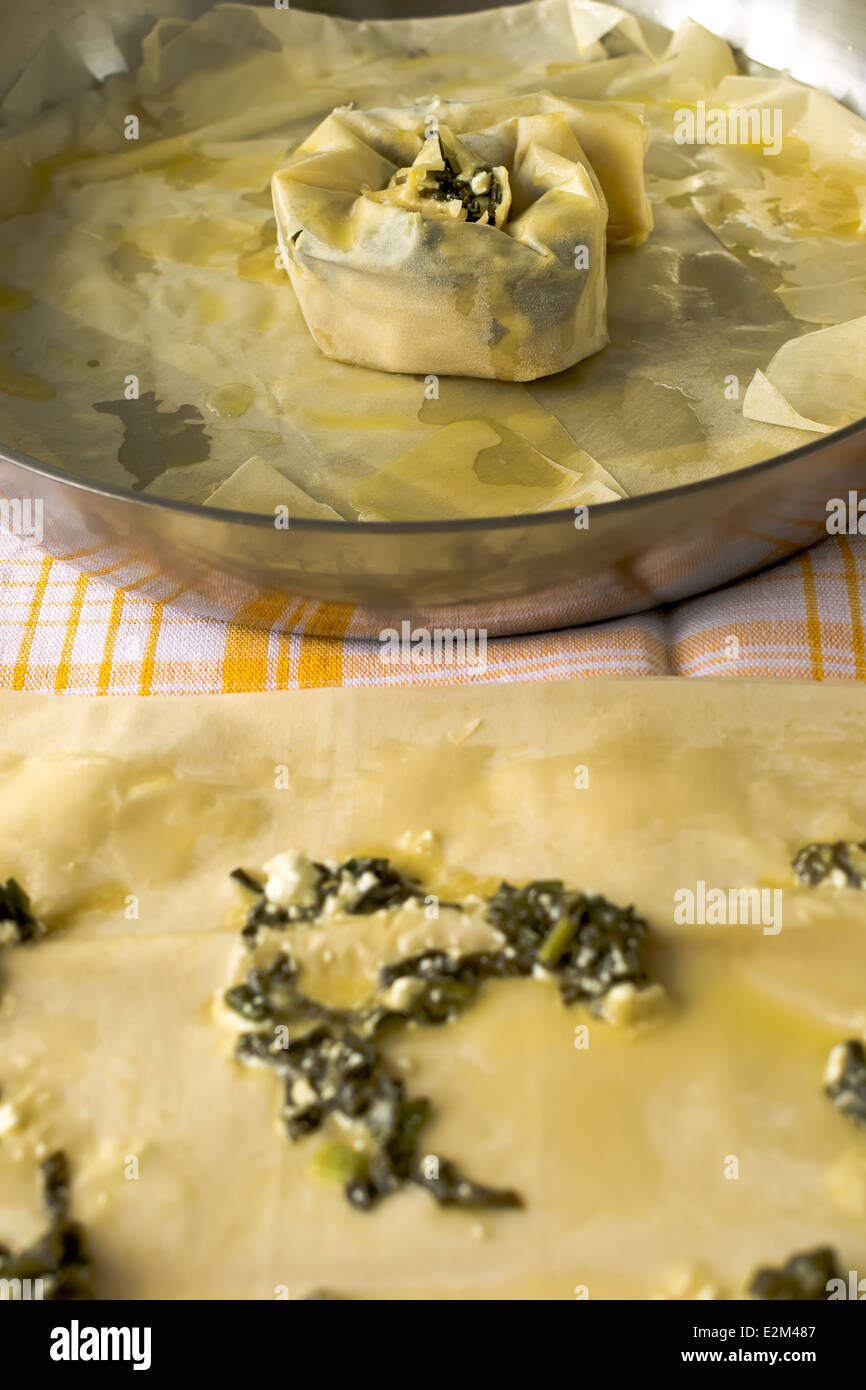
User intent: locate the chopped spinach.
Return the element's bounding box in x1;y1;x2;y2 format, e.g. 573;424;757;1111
825;1039;866;1126
379;882;658;1025
0;1151;91;1300
431;166;505;224
487;880;653;1007
225;863;659;1214
230;867;264;897
229;956;519;1213
408;135;505;225
380;949;511;1025
0;877;45;1002
233;856;424;945
793;839;866;889
0;877;44;947
226;952;340;1028
414;1157;522;1211
318;857;424;916
749;1247;842;1301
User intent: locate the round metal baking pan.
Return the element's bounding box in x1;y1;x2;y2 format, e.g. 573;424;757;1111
0;0;863;637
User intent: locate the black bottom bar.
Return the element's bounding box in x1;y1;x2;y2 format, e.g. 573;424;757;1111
3;1296;859;1377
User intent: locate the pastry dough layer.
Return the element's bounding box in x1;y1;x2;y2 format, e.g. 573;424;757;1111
273;94;652;380
0;681;864;1299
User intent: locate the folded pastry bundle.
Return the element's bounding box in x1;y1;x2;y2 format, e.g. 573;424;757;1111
272;93;653;381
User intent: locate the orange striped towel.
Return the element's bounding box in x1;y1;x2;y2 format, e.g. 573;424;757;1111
0;530;863;693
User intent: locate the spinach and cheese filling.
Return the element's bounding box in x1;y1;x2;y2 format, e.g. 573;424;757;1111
486;879;657;1013
0;1152;91;1301
825;1040;866;1126
793;839;866;890
226;854;663;1212
370;131;512;229
226;951;522;1213
748;1247;842;1302
0;877;44;1003
233;853;426;943
0;877;44;948
0;884;85;1301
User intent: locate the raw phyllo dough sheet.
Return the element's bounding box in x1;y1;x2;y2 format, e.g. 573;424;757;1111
0;680;865;1299
0;1;865;519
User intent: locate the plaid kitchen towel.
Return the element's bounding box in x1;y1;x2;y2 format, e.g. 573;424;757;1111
0;529;863;694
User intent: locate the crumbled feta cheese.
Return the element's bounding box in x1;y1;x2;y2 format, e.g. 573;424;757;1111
825;1042;850;1087
399;827;438;854
290;1078;318;1108
382;977;424;1012
320;873;363;917
263;850;319;911
0;1101;19;1135
598;982;667;1028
